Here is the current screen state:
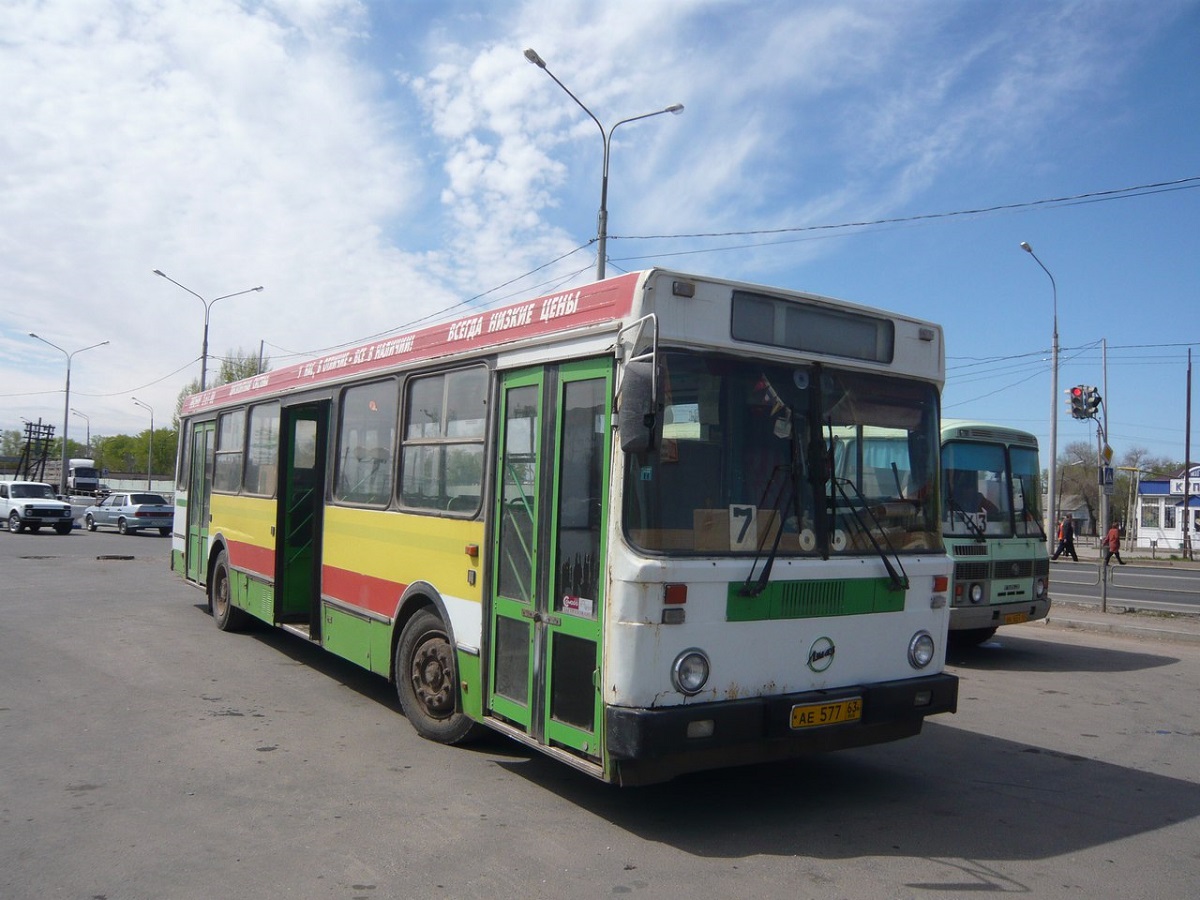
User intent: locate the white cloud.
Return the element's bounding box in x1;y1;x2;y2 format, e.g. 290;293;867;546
0;0;444;435
1;0;1192;461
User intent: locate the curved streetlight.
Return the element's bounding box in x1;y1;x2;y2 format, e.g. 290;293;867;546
1020;241;1059;555
132;397;154;490
29;334;109;495
70;408;91;454
153;269;264;390
524;48;683;280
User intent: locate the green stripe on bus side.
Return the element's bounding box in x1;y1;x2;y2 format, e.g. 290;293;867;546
232;569;275;624
726;577;905;621
456;649;483;722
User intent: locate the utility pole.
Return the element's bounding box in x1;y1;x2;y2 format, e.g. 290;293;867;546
1185;349;1193;560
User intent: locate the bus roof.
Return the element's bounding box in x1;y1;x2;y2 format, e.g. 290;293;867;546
182;268;944;417
942;419;1039;448
182;272;644;415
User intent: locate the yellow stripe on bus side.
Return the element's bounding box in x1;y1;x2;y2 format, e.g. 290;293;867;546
210;493;276;565
322;505;485;606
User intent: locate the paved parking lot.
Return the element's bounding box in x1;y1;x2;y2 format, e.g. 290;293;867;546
2;529;1199;899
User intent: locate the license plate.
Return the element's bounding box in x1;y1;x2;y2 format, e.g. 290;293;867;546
790;697;862;729
1004;612;1029;625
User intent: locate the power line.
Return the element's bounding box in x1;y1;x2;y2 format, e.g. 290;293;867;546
610;176;1200;242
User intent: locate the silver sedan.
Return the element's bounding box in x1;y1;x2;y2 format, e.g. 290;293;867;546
83;492;174;536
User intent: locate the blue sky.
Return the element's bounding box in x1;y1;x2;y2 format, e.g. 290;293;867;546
2;0;1197;468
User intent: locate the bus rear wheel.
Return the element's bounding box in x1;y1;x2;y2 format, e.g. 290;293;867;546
395;608;482;745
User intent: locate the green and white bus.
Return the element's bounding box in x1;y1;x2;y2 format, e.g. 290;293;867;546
941;420;1051;644
173;268;958;785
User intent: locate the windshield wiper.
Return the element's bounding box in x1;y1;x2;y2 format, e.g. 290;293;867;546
946;496;987;542
740;462;796;597
831;476;910;593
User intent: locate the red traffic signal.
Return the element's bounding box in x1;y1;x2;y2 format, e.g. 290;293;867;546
1069;385;1086;419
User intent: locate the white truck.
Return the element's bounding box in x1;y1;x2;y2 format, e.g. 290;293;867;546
42;458;101;495
0;480;75;534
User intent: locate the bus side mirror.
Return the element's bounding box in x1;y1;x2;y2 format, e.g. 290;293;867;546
619;359;657;454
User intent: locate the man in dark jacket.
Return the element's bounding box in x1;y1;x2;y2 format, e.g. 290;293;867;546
1051;514;1078;561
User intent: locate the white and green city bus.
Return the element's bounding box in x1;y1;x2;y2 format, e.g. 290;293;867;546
941;420;1050;644
173;268;958;785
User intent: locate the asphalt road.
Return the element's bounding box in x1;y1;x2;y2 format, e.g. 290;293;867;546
3;528;1199;899
1049;556;1200;615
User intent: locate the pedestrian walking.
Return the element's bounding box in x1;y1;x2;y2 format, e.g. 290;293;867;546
1103;521;1126;566
1051;514;1078;561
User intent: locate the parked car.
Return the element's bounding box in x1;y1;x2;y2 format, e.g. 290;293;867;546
0;480;75;534
83;492;173;536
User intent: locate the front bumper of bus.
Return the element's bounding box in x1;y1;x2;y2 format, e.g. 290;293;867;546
605;672;958;785
950;598;1050;631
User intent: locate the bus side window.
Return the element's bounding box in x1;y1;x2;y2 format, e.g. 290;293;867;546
335;380;398;506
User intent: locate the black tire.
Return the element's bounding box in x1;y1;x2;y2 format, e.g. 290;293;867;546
7;512;21;533
211;549;251;632
117;518;128;535
85;514;97;532
950;627;998;647
54;522;72;535
395;608;484;744
158;527;171;537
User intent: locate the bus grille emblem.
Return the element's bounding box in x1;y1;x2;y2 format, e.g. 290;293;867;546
807;637;836;672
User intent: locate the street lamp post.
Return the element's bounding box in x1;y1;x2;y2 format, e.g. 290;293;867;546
1020;241;1059;556
29;334;109;495
524;48;683;281
70;408;90;454
152;270;264;390
132;397;154;490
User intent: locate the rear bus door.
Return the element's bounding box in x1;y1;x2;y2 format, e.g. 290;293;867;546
488;359;613;759
276;402;328;635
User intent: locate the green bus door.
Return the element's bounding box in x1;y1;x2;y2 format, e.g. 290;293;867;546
276;403;327;635
489;360;612;760
186;420;215;584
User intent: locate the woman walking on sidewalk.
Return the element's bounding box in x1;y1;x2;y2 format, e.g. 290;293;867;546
1103;521;1126;566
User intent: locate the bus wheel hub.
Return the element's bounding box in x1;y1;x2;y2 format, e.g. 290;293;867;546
412;640;453;715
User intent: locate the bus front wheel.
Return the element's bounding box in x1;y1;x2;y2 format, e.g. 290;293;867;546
211;550;250;632
951;626;997;647
395;608;482;745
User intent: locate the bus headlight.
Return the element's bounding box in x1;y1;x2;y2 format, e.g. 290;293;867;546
1035;577;1047;600
968;582;984;604
908;631;935;669
671;649;711;695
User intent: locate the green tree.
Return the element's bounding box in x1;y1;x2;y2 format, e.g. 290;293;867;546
1056;440;1098;534
1;428;24;458
174;347;270;426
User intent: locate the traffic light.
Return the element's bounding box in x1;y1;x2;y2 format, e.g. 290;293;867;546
1069;385;1086;419
1084;386;1102;417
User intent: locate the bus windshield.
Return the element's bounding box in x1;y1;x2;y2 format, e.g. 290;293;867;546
1010;445;1045;539
623;350;941;556
941;440;1048;538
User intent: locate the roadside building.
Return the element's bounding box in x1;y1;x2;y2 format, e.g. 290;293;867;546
1055;494;1095;538
1134;464;1200;551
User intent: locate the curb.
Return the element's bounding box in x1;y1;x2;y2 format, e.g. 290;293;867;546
1041;605;1200;645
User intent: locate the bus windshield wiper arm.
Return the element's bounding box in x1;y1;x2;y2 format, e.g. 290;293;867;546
832;476;909;592
741;449;800;597
947;496;987;542
740;477;794;597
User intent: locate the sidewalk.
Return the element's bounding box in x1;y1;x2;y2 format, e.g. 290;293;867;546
1040;600;1200;645
1060;540;1199;567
